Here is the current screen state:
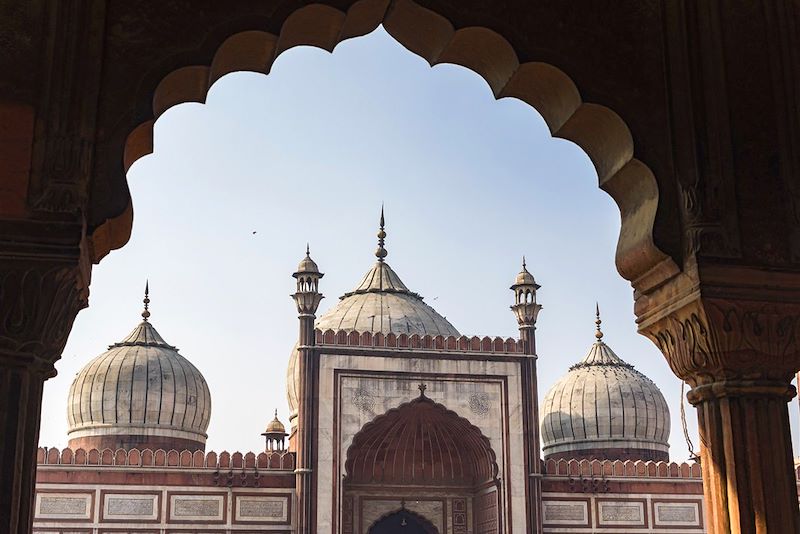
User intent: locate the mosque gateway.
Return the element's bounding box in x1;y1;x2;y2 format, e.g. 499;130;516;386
34;214;710;533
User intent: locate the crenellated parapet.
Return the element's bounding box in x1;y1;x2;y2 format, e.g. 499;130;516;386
314;328;523;353
543;458;702;479
36;446;295;470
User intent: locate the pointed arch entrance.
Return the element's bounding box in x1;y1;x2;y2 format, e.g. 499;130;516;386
368;509;438;534
343;392;500;534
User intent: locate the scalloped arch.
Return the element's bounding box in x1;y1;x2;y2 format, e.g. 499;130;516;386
106;0;675;284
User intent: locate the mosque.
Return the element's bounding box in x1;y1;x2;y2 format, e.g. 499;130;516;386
33;215;706;533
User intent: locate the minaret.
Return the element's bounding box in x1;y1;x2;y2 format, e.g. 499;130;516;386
510;257;543;533
511;257;542;355
291;245;323;533
293;244;324;339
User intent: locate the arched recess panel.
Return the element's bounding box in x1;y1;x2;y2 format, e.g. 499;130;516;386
343;394;501;534
344;395;498;486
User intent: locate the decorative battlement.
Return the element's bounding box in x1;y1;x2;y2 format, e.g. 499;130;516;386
543;458;702;479
36;447;295;470
314;328;524;353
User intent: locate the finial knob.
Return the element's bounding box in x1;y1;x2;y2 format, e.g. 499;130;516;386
142;281;151;322
418;383;427;396
375;205;388;261
595;302;603;340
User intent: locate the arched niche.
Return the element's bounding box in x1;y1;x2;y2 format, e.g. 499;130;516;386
343;393;500;534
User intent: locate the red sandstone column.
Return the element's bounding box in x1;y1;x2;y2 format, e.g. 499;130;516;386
642;290;800;534
0;261;87;534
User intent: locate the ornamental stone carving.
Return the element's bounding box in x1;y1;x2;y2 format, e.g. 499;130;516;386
644;296;800;386
0;263;88;372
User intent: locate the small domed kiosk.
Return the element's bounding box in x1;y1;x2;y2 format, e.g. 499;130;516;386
66;285;212;451
262;410;288;451
540;307;670;462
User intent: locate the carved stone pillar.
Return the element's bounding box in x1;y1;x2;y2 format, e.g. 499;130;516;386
638;264;800;533
0;247;88;534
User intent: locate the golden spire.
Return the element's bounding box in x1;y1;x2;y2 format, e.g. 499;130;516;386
375;205;387;262
595;302;603;341
142;281;151;322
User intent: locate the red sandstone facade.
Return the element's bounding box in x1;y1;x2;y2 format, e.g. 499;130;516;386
33;447;714;533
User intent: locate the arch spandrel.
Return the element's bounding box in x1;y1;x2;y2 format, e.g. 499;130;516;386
85;0;676;289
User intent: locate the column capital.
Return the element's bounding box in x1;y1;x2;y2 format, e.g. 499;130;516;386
0;221;90;375
0;261;88;376
635;263;800;386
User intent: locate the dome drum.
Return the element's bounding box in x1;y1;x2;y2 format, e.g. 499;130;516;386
541;439;669;463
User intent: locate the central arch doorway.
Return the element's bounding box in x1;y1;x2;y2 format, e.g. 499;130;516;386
343;392;500;533
368;509;438;534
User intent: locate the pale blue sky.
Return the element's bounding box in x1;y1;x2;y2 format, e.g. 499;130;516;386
41;26;718;461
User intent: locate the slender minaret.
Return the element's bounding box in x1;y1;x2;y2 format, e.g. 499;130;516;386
511;257;543;533
291;245;323;533
511;257;542;355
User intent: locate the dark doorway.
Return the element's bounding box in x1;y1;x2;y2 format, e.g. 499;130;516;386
368;509;439;534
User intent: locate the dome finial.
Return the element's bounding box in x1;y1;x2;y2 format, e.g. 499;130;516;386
522;255;527;269
142;280;151;322
306;243;310;256
595;302;603;341
375;205;388;262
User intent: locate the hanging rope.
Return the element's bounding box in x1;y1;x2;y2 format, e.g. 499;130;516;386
680;380;700;462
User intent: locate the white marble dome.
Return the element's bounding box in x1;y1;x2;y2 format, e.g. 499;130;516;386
67;313;211;451
540;322;670;462
315;261;460;336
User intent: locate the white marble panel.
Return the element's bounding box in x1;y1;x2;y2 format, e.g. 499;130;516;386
597;500;645;526
103;493;158;521
654;501;701;527
235;495;288;522
169;494;223;520
35;492;92;520
542;500;588;525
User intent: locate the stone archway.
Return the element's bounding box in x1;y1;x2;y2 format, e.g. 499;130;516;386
3;3;800;533
110;0;671;289
343;394;500;534
368;509;438;534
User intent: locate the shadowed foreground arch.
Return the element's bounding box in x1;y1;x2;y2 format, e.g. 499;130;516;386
113;0;671;290
2;1;800;533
